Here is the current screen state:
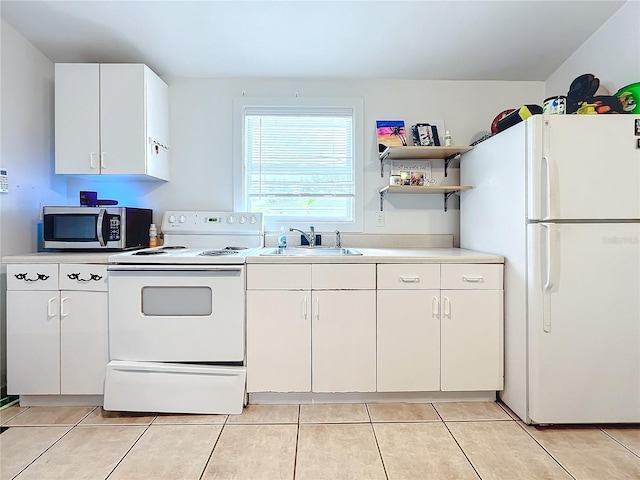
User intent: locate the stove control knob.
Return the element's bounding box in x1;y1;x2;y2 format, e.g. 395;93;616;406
179;215;186;223
249;215;257;224
239;215;247;224
168;215;176;223
227;215;237;224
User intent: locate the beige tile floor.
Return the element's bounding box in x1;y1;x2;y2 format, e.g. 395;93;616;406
1;402;638;480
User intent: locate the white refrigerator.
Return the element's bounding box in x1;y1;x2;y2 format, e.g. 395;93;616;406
460;114;640;424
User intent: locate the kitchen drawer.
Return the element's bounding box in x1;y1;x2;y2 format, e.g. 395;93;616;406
7;264;59;290
59;264;108;291
312;264;375;290
441;264;503;290
247;264;312;290
377;264;440;290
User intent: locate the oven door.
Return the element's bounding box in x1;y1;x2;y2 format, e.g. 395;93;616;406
107;265;245;362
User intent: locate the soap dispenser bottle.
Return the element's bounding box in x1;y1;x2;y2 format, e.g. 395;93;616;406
278;226;287;249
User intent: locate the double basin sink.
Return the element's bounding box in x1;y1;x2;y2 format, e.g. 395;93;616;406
260;246;362;257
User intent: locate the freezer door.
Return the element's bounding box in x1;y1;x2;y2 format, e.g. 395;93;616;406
527;222;640;424
528;115;640;221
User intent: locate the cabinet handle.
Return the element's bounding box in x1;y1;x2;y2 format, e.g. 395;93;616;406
432;296;439;318
443;296;451;318
67;273;103;282
60;297;69;318
399;276;420;283
314;297;320;321
101;152;106;169
14;272;50;282
47;297;56;318
90;152;97;169
301;296;308;320
462;276;484;283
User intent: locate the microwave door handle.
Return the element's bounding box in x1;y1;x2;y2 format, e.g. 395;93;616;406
97;209;107;246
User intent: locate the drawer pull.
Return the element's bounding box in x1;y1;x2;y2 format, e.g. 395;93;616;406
67;273;103;282
462;276;484;283
15;272;50;282
399;276;420;283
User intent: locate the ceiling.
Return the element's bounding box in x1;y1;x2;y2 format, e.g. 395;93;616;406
0;0;626;81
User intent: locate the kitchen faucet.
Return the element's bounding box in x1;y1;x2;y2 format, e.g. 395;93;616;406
335;230;341;248
290;226;315;247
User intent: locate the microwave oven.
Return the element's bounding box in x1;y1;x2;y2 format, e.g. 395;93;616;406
43;206;152;250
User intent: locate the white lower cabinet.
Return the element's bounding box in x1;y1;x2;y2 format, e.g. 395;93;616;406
6;264;109;395
248;261;503;395
246;263;376;393
377;263;504;393
377;264;441;391
440;289;503;391
246;289;312;392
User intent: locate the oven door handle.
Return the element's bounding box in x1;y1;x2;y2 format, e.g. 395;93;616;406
107;265;244;272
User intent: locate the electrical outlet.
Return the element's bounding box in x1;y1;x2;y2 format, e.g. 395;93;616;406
376;211;385;227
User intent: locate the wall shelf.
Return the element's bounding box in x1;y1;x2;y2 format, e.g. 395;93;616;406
379;145;473;177
379;185;473;212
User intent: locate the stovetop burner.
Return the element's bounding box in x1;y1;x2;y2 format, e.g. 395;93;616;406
133;250;168;256
198;250;240;257
161;246;188;250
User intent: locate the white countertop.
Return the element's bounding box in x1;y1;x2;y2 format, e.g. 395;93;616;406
245;247;503;264
2;252;115;264
2;248;503;265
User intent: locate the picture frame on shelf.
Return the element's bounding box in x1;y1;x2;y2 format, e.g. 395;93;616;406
411;123;440;146
391;161;434;187
376;120;407;149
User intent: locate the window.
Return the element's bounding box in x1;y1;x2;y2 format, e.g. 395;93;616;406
234;97;364;231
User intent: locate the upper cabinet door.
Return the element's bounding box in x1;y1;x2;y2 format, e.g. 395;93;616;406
100;64;146;175
55;64;100;174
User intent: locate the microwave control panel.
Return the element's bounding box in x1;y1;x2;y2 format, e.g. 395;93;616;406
109;215;121;241
0;168;8;193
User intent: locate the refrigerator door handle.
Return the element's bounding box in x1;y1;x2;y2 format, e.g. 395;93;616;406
542;155;557;220
541;222;558;332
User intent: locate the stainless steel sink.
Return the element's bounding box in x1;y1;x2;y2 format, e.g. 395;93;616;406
260;247;362;256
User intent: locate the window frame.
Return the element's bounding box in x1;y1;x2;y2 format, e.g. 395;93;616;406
233;96;364;232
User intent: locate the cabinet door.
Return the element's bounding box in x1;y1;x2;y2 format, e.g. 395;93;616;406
60;291;109;394
100;64;146;175
7;291;61;394
246;290;311;392
377;290;440;392
312;290;376;392
54;64;101;174
441;289;503;391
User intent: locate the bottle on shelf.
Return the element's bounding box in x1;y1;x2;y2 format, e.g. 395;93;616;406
149;223;158;247
444;130;452;146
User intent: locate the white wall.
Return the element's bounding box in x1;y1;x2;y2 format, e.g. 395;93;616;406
0;19;65;396
68;77;543;241
545;0;640;97
0;20;65;257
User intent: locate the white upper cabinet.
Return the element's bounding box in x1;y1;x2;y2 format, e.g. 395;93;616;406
55;63;169;180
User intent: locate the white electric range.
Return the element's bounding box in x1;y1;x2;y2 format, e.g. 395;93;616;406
104;211;263;415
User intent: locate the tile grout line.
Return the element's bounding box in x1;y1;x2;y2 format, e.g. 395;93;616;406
437;406;484;480
598;426;640;459
104;418;156;479
292;404;300;480
512;421;577;480
366;403;390;480
8;420;80;480
198;414;229;480
1;405;31;426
